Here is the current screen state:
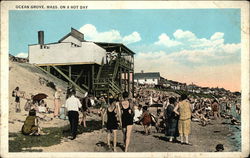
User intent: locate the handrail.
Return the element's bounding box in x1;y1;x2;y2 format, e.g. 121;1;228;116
96;58;105;81
112;59;119;81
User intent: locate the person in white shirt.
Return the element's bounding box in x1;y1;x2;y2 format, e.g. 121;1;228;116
65;90;82;140
133;104;143;124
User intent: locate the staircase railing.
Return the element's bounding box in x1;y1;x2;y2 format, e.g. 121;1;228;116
96;58;105;81
112;59;119;81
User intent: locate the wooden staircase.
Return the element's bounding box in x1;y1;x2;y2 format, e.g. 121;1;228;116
94;59;122;97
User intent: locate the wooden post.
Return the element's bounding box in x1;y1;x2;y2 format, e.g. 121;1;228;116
88;66;91;90
69;66;71;79
74;69;84;83
127;70;130;96
91;65;95;92
123;70;126;92
46;66;50;73
132;70;134;97
119;67;122;88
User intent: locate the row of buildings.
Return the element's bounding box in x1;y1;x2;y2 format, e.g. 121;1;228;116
134;71;235;96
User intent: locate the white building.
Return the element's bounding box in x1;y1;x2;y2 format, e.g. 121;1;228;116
29;28;107;66
134;72;160;85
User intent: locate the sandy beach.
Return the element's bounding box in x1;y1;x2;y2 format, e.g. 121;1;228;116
8;61;241;153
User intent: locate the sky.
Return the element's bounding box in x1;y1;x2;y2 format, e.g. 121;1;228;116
9;9;241;92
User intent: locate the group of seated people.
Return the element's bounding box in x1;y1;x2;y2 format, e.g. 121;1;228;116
21;98;54;136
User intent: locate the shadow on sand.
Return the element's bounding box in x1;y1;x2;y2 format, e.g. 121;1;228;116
9;120;102;152
95;141;124;152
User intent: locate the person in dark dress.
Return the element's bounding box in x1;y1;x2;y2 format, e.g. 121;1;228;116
106;98;120;152
165;97;179;142
120;91;134;152
80;93;91;127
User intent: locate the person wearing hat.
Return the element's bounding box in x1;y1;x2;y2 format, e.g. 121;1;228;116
173;94;193;145
65;89;82;140
54;88;62;118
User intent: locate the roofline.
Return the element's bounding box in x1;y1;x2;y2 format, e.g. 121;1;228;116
58;32;85;43
28;41;79;46
134;77;160;79
94;42;135;55
58;32;71;42
33;62;100;66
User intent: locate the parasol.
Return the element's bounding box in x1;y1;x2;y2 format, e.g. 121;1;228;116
32;93;48;102
150;103;163;108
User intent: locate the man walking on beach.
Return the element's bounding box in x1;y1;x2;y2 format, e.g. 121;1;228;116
174;94;192;145
65;89;82;140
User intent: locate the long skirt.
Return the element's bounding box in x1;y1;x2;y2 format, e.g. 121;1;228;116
166;118;179;137
54;99;61;117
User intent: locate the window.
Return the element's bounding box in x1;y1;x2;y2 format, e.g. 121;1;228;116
71;42;80;47
153;78;155;81
40;45;49;49
145;78;147;81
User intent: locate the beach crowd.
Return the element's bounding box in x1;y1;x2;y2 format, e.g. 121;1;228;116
12;84;241;152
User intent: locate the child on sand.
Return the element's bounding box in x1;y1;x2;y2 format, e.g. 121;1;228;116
139;106;152;135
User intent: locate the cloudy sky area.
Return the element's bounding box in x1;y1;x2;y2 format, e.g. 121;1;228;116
9;9;241;91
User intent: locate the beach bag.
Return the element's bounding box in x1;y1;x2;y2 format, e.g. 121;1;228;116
59;107;68;120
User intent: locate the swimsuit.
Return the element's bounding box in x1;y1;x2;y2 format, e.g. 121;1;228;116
121;105;133;128
15;95;20;103
106;107;118;130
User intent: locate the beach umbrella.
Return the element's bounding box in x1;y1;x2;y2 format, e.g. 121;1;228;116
150;103;163;108
32;93;48;102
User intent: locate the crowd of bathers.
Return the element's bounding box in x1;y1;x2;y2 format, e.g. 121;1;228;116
12;84;241;152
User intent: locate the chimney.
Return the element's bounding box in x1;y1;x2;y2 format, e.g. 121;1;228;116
38;31;44;45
